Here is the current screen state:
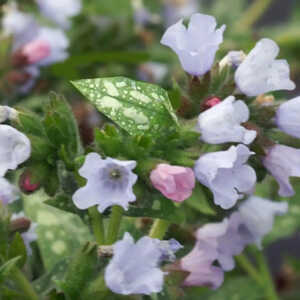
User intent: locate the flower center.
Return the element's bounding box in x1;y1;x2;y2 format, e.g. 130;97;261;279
109;169;122;180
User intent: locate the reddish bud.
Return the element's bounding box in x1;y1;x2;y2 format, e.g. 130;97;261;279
19;171;40;193
201;96;221;111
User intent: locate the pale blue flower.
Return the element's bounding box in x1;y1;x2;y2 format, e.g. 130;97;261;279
238;196;288;248
263;144;300;197
0;178;19;205
161;13;225;76
197;96;257;145
276;96;300;139
73;153;138;212
105;233;165;295
235;39;295;97
194;144;256;209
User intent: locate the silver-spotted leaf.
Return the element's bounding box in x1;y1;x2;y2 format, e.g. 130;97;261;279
71;77;178;138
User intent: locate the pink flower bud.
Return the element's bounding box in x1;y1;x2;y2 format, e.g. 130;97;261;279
21;40;51;64
201;97;221;111
19;171;40;193
150;164;195;202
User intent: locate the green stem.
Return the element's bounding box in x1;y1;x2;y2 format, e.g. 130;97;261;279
149;219;170;240
235;254;264;285
256;250;279;300
11;267;39;300
88;207;105;245
106;206;124;245
236;0;273;30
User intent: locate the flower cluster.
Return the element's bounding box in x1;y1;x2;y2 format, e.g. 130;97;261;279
68;12;299;295
1;5;300;300
2;1;81;93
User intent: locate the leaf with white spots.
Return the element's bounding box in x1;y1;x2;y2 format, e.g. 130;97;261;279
23;190;92;270
71;77;178;138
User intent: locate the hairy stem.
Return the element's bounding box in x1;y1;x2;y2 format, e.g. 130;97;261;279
256;250;279;300
88;206;105;245
235;254;264;285
106;206;124;245
149;219;170;239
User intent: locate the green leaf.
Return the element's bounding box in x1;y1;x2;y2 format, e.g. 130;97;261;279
23;190;92;271
45;193;84;218
33;258;70;295
0;256;21;282
43;92;83;161
14;110;47;138
72;77;178;138
0;286;24;300
56;243;97;300
8;233;27;268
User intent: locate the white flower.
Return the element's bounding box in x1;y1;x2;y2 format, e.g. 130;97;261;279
0;125;31;176
263;144;300;197
235;38;295;97
0;106;18;123
0;178;19;205
72;153;138;213
161;13;225;76
105;233;164;295
163;0;199;27
11;212;37;255
194;144;256;209
197;96;257;145
36;0;82;28
238;196;288;248
219;50;246;70
276;96;300;139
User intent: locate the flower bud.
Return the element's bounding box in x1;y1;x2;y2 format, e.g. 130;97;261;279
150;163;195;202
10;217;31;234
20;40;51;64
201;96;221;111
19;170;40;193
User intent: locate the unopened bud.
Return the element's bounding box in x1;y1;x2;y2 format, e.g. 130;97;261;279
0;106;18;123
201;96;221;111
10;217;31;234
219;50;246;71
21;40;50;64
19;171;40;193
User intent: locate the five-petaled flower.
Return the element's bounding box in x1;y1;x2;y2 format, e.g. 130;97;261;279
72;153;138;212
